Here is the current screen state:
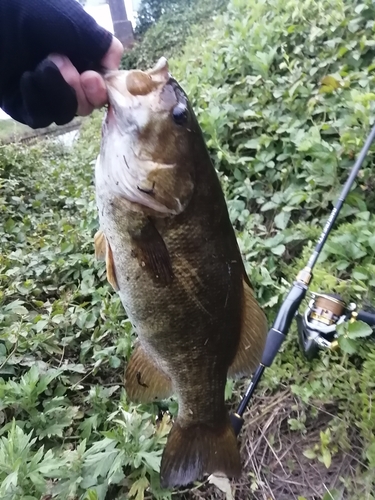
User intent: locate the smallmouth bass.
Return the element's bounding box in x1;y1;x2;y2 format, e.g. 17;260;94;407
94;57;267;488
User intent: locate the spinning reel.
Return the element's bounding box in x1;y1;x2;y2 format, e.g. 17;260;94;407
296;292;375;360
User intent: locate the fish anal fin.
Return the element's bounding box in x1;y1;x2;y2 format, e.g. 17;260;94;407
228;279;268;379
94;230;106;261
130;217;174;286
125;343;173;403
160;419;241;489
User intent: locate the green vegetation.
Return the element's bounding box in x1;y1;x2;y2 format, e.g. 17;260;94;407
1;0;375;499
134;0;194;36
171;0;375;308
0;120;173;500
121;0;227;70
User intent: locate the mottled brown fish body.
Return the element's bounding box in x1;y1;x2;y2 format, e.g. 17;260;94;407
95;58;268;488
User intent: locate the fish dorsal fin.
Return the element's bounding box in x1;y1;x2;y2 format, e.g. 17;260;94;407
94;230;119;292
228;278;268;378
125;343;173;403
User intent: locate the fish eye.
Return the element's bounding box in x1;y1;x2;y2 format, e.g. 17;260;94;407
172;104;188;125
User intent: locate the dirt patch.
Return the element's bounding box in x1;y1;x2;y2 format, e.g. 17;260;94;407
178;390;365;500
237;390;364;499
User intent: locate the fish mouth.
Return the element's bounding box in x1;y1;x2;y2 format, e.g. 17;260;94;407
103;58;187;132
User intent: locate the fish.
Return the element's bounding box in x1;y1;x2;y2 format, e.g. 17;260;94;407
94;57;268;489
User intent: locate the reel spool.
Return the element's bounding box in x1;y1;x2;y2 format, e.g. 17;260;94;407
297;293;348;360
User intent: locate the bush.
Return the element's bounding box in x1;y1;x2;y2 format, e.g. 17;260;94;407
171;0;375;307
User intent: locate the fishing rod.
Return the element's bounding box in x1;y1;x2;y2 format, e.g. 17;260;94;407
230;123;375;436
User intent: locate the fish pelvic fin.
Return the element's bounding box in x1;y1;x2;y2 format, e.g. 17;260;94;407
228;278;268;379
160;418;241;489
125;343;173;403
94;230;119;292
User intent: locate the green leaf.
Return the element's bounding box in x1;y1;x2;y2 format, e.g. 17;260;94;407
352;267;368;280
322;448;332;469
139;451;161;472
261;201;278;211
303;449;316;459
5;300;28;316
1;471;18;491
274;211;291;230
338;336;357;355
321;75;342;90
347;320;373;339
271;244;285;256
109;356;121;369
243;138;260;149
85;490;99;500
128;476;149;500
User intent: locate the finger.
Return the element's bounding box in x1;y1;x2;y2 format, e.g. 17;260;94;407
101;37;124;70
48;54;93;116
81;37;124;109
80;71;107;108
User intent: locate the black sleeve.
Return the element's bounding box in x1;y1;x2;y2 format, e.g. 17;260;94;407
0;0;113;128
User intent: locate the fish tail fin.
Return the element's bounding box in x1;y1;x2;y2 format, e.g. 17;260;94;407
160;418;241;489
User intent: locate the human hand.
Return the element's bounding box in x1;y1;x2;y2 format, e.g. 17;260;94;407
48;37;123;117
0;0;125;129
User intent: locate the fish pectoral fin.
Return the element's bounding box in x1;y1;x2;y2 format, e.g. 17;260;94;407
130;217;174;286
125;343;173;403
105;241;119;292
160;419;241;489
228;278;268;379
94;230;119;292
94;230;106;261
